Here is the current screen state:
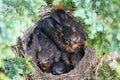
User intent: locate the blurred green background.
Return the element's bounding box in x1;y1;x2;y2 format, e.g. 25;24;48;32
0;0;120;80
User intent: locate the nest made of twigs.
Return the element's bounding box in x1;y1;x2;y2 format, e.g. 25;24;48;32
12;6;99;80
12;26;98;80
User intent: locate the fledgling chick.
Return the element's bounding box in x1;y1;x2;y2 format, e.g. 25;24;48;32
36;9;88;53
50;60;67;75
70;47;85;67
34;30;61;72
36;17;68;52
51;9;88;53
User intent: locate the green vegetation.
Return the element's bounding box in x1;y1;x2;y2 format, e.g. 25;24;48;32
0;0;46;80
0;0;119;80
3;57;35;80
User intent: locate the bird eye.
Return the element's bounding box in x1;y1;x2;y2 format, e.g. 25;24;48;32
71;36;77;42
45;58;49;62
65;41;69;44
39;58;50;64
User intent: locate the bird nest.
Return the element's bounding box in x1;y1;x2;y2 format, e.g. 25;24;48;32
12;26;98;80
12;6;99;80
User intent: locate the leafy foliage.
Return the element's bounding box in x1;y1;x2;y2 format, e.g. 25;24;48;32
3;57;35;80
71;0;120;79
0;0;46;80
0;0;120;80
98;61;120;80
72;0;120;56
0;60;9;80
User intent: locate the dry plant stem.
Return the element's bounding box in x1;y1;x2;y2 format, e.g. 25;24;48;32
92;56;103;80
95;57;103;74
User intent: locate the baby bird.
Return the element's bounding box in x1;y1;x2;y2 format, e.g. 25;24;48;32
34;30;61;72
51;9;88;53
50;60;67;75
36;17;66;52
70;47;85;67
36;9;88;53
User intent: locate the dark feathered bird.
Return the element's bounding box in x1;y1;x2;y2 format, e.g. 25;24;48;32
36;9;88;53
34;29;72;72
34;30;61;72
51;9;88;52
50;60;67;75
70;47;85;67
